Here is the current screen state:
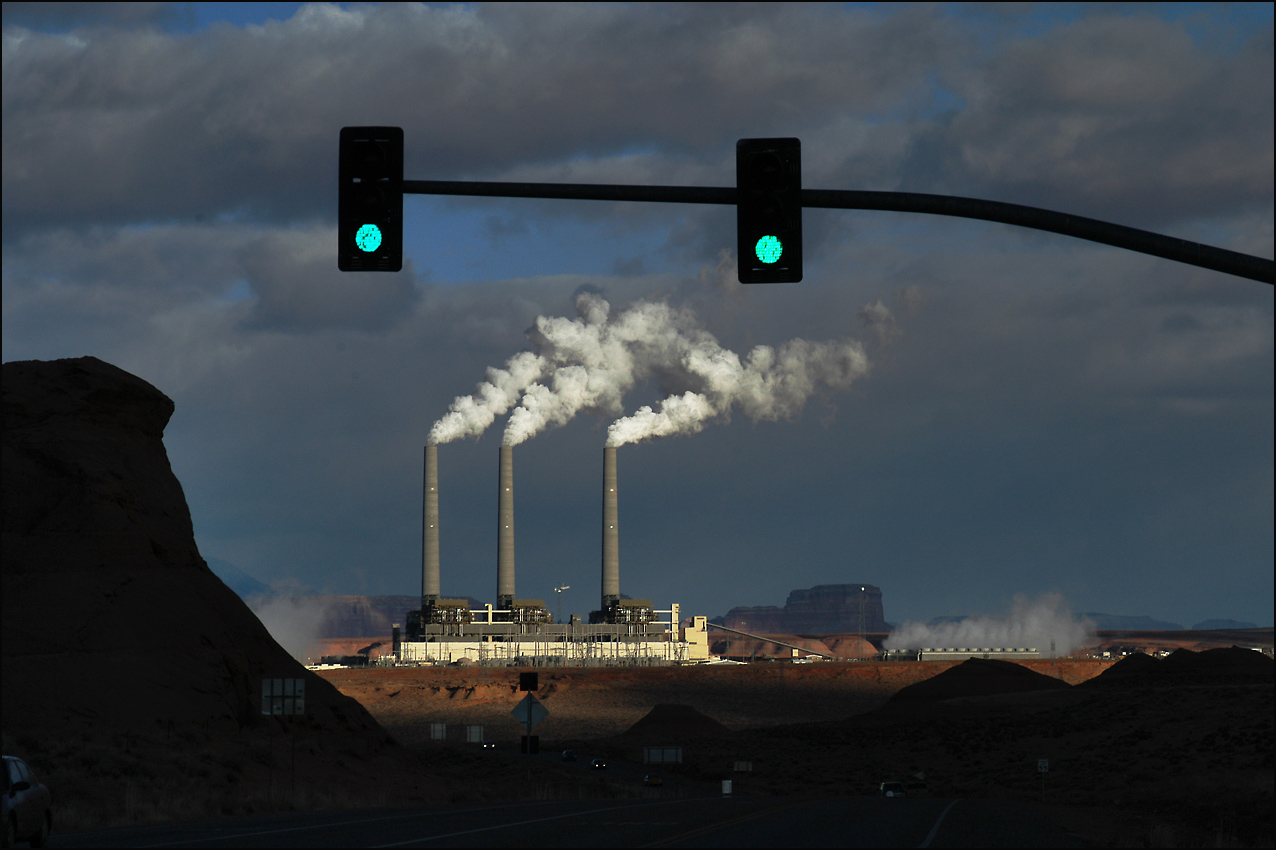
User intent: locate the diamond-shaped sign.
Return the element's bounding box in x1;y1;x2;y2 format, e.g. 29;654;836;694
511;693;549;731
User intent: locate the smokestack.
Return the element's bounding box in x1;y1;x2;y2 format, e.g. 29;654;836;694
497;446;515;609
601;446;619;609
422;446;440;605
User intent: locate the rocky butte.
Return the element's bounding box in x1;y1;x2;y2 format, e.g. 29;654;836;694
1;356;441;829
719;583;888;634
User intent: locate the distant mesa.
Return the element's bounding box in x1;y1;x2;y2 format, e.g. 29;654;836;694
921;612;1205;632
715;584;887;634
205;556;273;599
888;657;1072;704
1082;612;1184;631
1192;618;1260;631
205;562;488;641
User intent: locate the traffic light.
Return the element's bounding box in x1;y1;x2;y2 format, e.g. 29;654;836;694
736;138;802;283
338;126;403;271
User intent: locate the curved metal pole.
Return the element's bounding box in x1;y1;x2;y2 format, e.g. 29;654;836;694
804;190;1272;285
403;180;1274;284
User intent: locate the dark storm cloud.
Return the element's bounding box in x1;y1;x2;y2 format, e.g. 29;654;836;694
238;229;421;331
908;13;1275;226
2;4;1271;625
5;4;1268;252
0;2;189;30
2;3;957;238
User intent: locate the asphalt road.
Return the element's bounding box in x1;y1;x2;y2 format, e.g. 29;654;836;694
49;795;1082;847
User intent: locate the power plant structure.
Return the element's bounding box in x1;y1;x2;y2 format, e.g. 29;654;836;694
399;445;710;666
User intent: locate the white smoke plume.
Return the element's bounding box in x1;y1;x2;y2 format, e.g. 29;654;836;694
249;594;340;663
605;335;870;446
884;593;1096;658
429;291;879;447
428;351;546;445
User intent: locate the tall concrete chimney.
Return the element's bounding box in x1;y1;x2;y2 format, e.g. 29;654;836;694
422;446;440;605
497;446;515;609
601;446;620;609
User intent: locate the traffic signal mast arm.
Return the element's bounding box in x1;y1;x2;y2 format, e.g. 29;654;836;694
401;179;1272;284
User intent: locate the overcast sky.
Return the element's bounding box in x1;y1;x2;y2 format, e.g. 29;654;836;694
3;2;1272;629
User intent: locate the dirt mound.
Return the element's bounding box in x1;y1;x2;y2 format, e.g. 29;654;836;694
888;657;1072;703
1082;646;1274;688
615;703;731;743
823;636;877;658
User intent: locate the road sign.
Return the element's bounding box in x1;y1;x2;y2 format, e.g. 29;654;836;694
511;693;549;730
1038;759;1049;773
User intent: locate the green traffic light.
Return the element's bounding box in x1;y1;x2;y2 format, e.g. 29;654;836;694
355;223;383;253
754;235;783;264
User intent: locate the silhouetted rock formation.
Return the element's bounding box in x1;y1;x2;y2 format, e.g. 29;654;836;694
1;356;392;744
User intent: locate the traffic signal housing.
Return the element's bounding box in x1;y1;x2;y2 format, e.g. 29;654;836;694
338;126;403;271
737;138;802;283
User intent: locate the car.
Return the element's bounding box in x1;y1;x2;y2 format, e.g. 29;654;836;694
480;741;496;749
560;750;577;762
905;780;929;797
879;781;906;798
591;758;607;770
3;755;53;848
643;774;663;787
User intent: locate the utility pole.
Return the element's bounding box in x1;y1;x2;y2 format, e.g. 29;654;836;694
554;584;570;625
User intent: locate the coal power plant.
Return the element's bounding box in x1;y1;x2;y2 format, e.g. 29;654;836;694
398;445;710;666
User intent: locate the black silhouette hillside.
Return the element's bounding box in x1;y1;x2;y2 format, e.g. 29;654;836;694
888;657;1072;703
616;703;731;743
1081;647;1274;688
1;356;443;829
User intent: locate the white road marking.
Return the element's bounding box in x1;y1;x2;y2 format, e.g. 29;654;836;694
919;798;961;848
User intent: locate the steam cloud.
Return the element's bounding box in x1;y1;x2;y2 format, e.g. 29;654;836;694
249;595;339;663
884;593;1096;658
429;292;877;447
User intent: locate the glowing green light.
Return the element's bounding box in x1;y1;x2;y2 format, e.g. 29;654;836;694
754;235;783;264
355;223;383;253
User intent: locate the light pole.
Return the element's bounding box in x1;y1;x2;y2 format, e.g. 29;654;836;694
554;585;570;625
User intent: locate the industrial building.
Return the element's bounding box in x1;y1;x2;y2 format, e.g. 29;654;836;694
396;444;710;666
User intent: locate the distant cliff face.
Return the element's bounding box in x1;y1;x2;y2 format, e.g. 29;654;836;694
722;584;887;634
